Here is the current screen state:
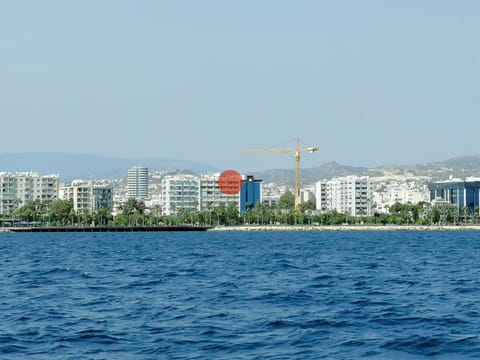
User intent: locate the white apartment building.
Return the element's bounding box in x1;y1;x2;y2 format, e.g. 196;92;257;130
59;180;113;214
161;175;200;216
316;176;372;216
199;173;239;211
0;172;59;215
127;165;149;200
159;173;242;215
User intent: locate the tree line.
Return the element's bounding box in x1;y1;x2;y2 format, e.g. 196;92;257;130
2;193;478;227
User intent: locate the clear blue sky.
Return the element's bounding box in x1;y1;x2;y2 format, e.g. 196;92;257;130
1;1;479;172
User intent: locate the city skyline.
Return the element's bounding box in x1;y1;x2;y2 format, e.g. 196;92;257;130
1;1;479;172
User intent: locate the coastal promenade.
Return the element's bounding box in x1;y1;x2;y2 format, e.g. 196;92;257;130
0;225;211;233
208;224;480;231
3;224;480;233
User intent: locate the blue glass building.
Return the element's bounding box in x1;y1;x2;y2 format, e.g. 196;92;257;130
428;180;480;214
240;176;262;212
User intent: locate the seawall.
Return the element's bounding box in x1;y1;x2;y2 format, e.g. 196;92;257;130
208;225;480;232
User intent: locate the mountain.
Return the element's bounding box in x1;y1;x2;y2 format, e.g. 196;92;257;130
427;155;480;170
251;162;368;184
1;152;480;184
0;153;218;181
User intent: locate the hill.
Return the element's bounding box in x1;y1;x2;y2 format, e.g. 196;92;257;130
1;153;480;184
427;155;480;170
252;162;368;184
0;153;218;181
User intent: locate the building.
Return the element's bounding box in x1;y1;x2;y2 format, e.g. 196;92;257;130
59;180;113;214
372;181;429;214
0;172;59;215
428;178;480;215
161;175;200;216
127;165;149;200
240;175;262;212
92;186;114;212
199;173;240;211
316;176;372;216
158;173;263;215
261;183;288;207
300;189;316;206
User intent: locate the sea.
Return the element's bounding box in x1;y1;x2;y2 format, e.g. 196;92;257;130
1;230;480;359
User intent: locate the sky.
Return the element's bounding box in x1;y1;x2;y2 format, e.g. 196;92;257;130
1;1;479;173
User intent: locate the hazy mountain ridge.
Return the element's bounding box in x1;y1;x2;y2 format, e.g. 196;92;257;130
427;155;480;170
1;153;480;183
252;156;480;184
0;153;218;180
253;162;368;184
368;155;480;183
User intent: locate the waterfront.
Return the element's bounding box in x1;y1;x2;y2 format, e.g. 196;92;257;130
2;231;480;359
4;224;480;233
209;224;480;232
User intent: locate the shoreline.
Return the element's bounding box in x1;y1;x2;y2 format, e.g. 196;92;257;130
0;225;211;233
2;225;480;233
208;224;480;232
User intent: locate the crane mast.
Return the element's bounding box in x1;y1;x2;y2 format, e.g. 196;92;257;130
294;138;301;210
242;138;319;213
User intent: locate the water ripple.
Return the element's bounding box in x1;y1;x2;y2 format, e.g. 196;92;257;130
2;231;480;358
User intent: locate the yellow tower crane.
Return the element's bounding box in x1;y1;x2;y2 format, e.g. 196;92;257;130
241;138;319;213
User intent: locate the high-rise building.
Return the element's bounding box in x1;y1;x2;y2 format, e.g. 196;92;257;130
0;172;59;215
161;175;200;215
127;165;149;200
240;175;262;212
316;176;372;216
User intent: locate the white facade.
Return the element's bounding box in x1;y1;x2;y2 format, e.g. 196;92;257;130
316;176;372;216
300;189;316;205
199;173;239;211
59;180;113;214
158;173;243;215
161;175;200;216
127;165;149;200
0;172;59;215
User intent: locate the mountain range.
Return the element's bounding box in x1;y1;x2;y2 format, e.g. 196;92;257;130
1;152;480;183
0;153;218;180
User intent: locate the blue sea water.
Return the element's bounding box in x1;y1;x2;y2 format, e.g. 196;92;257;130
1;231;480;359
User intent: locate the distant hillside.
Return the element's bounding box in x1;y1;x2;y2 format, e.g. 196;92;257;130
427;155;480;170
371;155;480;171
254;155;480;185
2;152;480;184
252;161;368;184
368;155;480;182
0;153;218;181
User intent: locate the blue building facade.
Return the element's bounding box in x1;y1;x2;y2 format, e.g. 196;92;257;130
240;176;262;212
428;180;480;214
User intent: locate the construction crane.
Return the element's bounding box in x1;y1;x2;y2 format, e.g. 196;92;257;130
241;138;319;213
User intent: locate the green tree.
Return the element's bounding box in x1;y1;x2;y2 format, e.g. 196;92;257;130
13;200;41;223
278;191;295;211
429;207;441;224
48;200;73;225
93;207;113;226
122;198;146;216
389;202;424;224
300;200;316;212
225;202;240;225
